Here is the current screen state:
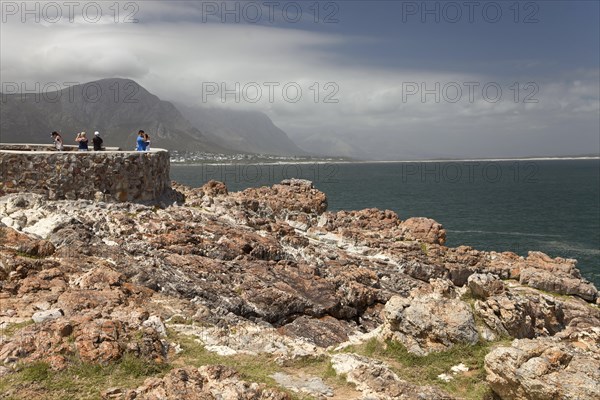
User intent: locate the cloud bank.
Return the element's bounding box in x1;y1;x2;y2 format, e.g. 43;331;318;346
1;1;598;159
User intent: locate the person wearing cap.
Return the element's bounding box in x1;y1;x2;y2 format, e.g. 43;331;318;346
75;132;89;151
93;131;104;151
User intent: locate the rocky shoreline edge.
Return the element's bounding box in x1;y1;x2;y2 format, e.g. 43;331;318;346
1;179;598;399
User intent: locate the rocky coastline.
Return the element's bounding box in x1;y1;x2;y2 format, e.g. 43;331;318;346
1;179;598;399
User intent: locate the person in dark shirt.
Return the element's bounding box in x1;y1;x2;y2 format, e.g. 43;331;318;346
93;131;104;151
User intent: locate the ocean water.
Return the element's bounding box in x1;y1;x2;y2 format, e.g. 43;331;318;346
171;159;600;287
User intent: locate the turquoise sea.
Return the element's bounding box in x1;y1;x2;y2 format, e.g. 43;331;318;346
171;159;600;287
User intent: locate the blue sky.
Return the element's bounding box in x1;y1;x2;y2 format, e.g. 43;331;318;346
1;0;599;159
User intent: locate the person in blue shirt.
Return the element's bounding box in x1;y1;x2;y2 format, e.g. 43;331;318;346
136;130;147;151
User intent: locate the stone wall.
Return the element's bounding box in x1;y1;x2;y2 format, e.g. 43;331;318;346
0;144;171;203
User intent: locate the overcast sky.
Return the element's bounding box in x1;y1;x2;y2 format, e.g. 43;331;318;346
1;0;599;159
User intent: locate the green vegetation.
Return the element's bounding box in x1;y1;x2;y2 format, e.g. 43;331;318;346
344;338;507;400
170;330;354;399
420;242;428;255
15;251;44;259
20;361;51;382
534;287;580;301
0;354;171;400
0;326;354;400
0;322;503;399
1;320;34;337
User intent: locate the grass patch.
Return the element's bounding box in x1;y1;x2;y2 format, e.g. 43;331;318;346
1;320;34;338
4;327;359;399
460;290;478;304
15;251;44;259
419;242;428;255
535;287;583;301
20;361;51;382
173;332;279;386
1;353;171;400
170;330;356;399
345;338;507;400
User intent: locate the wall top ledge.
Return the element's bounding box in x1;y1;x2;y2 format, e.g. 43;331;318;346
0;143;169;155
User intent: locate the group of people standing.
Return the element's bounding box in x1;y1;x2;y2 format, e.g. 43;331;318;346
50;130;151;152
51;131;103;151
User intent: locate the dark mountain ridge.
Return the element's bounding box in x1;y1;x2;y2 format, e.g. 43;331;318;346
1;78;306;156
176;103;308;156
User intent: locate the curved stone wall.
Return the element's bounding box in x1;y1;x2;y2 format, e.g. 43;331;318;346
0;144;171;203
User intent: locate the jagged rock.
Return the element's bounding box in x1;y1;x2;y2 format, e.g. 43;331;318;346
201;180;229;197
474;290;565;339
22;214;75;239
520;266;598;302
317;208;401;234
1;180;598;399
0;227;54;257
400;260;449;283
17;239;55;258
382;280;478;355
467;273;505;300
331;353;454;400
0;317;167;369
485;327;600;400
399;217;447;245
279;315;353;348
105;366;291;399
236;179;328;217
76;266;126;290
142;316;167;338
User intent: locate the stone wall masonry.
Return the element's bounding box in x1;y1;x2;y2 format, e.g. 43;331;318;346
0;144;171;203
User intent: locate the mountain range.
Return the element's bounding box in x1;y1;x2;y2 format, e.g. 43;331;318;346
0;78;306;156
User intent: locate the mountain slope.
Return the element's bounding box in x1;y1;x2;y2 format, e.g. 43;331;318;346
1;78;309;156
0;78;228;152
176;104;308;156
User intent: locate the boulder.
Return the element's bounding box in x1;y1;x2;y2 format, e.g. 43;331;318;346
22;214;75;239
485;327;600;400
142;315;167;338
399;217;446;245
32;308;63;323
467;273;505;300
383;280;478;355
201;180;228;197
474;291;565;339
520;267;598;302
76;266;125;290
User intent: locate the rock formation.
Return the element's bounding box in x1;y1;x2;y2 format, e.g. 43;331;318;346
1;179;598;399
485;327;600;399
